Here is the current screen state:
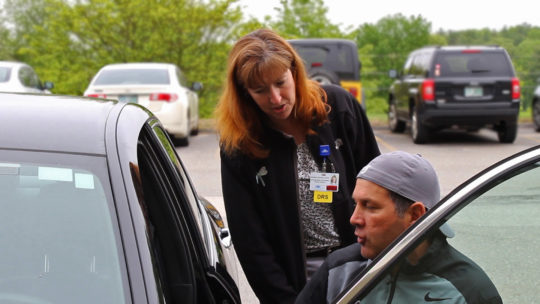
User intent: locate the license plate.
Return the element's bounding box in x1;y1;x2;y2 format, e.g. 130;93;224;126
464;86;483;97
118;95;138;103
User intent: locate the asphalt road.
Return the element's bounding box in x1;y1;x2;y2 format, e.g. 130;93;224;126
176;122;540;304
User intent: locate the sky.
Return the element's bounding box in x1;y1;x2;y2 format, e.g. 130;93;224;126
237;0;540;32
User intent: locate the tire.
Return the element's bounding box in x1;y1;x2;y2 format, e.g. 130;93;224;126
174;135;189;147
497;123;517;143
533;99;540;132
190;125;199;136
411;107;429;144
388;101;406;133
308;68;339;85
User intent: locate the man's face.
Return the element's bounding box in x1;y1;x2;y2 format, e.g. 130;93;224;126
350;179;413;260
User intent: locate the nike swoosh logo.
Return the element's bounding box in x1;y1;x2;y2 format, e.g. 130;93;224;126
424;292;451;302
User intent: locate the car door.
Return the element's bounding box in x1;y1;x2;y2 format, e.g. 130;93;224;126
135;119;240;303
334;145;540;303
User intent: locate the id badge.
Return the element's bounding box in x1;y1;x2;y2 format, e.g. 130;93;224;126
309;172;339;192
310;172;339;203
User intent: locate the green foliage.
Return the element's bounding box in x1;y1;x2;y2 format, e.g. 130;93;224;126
2;0;243;117
2;0;540;118
351;14;432;114
270;0;341;38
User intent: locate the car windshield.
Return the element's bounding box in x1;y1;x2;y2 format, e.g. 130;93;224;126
0;67;11;83
433;51;512;77
0;151;126;303
93;68;170;85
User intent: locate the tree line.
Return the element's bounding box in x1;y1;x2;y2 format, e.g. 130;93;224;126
1;0;539;117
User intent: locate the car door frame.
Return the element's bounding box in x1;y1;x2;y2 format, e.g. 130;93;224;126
334;145;540;303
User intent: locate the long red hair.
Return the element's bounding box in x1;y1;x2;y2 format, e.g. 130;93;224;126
215;28;328;159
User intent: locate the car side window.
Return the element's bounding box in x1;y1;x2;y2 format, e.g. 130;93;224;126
402;55;414;76
0;67;11;82
446;161;540;303
18;66;40;89
150;124;205;237
135;127;199;303
176;67;188;88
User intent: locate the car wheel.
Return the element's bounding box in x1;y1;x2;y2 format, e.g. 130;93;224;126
174;135;189;147
411;107;429;144
309;68;339;85
388;101;406;133
497;123;517;143
533;99;540;132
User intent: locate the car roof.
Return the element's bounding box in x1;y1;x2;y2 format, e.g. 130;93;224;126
99;62;176;70
420;45;506;52
0;93;147;155
288;38;357;47
0;61;28;69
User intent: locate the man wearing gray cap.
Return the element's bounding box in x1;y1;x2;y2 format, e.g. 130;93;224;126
296;151;501;304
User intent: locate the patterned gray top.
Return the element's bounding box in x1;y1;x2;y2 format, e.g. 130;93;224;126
297;142;340;252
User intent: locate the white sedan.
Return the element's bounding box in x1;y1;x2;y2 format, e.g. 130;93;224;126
0;61;54;93
84;63;201;146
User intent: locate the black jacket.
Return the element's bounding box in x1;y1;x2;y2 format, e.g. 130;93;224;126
220;85;380;303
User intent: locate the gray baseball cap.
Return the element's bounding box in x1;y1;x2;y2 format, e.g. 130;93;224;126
357;151;454;238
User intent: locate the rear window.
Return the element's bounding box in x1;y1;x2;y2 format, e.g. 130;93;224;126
94;68;170;85
0;154;125;303
292;43;358;78
432;51;513;77
0;67;11;83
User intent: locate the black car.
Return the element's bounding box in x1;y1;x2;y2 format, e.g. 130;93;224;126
288;38;365;108
0;93;240;303
333;145;540;303
388;45;520;144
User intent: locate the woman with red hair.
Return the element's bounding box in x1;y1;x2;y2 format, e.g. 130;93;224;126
215;28;379;303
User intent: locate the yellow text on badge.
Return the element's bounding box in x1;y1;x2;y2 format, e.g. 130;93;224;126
314;191;333;203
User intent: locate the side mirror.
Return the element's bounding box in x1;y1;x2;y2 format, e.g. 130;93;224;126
388;70;398;78
191;82;203;91
43;81;54;90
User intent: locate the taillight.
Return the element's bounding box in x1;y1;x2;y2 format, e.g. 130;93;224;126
311;62;322;67
421;79;435;101
149;93;178;102
86;93;107;98
462;49;481;54
511;77;520;99
348;87;358;99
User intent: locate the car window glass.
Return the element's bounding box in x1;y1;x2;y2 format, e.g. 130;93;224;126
293;44;355;75
446;161;540;303
433;52;512;77
403;55;414;75
0;156;125;303
94;69;170;85
150;125;205;238
136;136;197;303
176;67;188;87
0;67;11;82
18;66;40;88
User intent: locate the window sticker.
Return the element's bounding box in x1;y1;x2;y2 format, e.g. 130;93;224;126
38;167;73;182
75;173;95;189
0;163;20;175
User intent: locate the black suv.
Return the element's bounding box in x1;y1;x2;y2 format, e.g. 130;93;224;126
388;45;520;143
288;39;364;108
